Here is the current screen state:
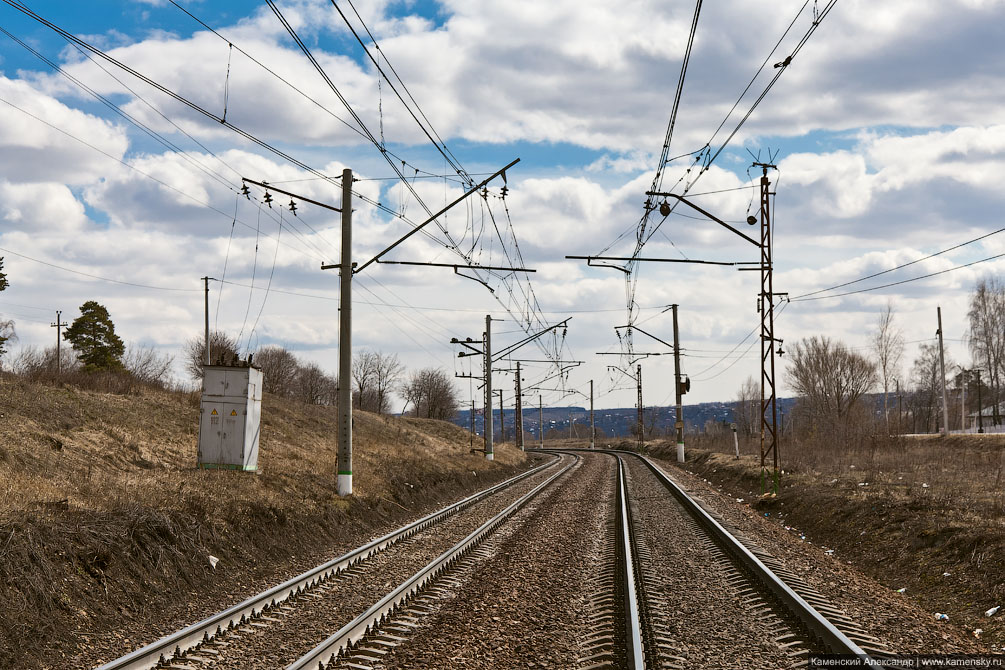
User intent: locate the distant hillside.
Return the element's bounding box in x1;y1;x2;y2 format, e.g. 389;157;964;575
454;397;799;440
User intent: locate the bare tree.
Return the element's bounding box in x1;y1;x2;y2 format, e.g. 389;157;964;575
734;375;759;437
123;345;174;387
184;331;239;379
294;361;336;405
787;336;877;433
912;341;953;433
372;352;404;414
352;350;378;411
968;276;1005;425
0;318;15;367
401;367;459;420
871;301;904;433
352;350;404;413
9;344;78;379
254;345;299;396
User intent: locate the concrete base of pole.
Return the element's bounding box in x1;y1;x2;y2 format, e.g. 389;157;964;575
485;452;494;461
337;473;352;496
676;442;685;463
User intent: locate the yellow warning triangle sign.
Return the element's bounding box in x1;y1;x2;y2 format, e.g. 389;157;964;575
230;409;238;416
211;409;218;415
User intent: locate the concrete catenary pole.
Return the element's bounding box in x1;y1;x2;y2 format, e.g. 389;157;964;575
636;364;644;451
498;389;505;443
50;310;67;374
672;303;685;463
590;379;595;449
515;361;524;451
484;314;493;460
937;306;949;437
337;168;353;496
539;396;544;448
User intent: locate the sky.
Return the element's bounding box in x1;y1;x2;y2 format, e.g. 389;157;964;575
1;0;1003;413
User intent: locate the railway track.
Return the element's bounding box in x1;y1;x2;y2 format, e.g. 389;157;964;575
97;450;889;669
614;450;886;668
95;453;569;670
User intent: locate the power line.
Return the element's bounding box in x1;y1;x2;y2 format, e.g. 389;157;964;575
791;252;1005;302
0;245;200;292
0;94;331;263
791;226;1005;300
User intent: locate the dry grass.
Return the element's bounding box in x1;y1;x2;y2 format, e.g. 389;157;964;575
0;374;527;668
673;430;1005;649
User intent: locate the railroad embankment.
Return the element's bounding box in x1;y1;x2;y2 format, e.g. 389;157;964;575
657;439;1005;652
0;375;529;669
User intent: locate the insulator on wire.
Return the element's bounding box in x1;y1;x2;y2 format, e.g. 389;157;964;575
263;191;273;208
289;200;297;216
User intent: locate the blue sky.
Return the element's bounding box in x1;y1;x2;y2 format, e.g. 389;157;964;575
1;0;1004;414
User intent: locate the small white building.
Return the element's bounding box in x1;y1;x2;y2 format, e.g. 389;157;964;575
197;363;263;471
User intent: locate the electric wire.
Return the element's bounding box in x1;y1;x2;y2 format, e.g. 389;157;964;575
791;226;1005;300
0;93;330;263
247;204;283;348
791;251;1005;302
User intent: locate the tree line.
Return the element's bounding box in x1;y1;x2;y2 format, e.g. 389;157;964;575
735;275;1005;438
0;258;460;418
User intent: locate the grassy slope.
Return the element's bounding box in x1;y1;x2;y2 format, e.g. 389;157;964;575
658;438;1005;652
0;375;528;668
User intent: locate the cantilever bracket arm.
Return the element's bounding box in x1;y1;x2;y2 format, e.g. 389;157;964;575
492;317;572;363
613;324;675;350
647;192;761;248
243;178;341;212
355;157;520;275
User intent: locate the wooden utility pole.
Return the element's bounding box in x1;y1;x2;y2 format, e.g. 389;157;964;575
49;310;68;374
937;306;949;437
201;276;212;365
515;361;524;450
976;369;985;433
672;303;684;463
961;368;967;433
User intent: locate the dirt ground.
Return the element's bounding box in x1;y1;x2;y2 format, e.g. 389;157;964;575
653;438;1005;653
0;375;530;668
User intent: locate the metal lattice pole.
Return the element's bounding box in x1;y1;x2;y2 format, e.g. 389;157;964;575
757;164;780;494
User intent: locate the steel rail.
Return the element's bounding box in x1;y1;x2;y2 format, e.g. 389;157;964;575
619;450;870;660
97;454;560;670
614;455;646;669
537;448;871;661
288;453;579;670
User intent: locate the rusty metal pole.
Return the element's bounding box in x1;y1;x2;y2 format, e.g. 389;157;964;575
757;164;780;494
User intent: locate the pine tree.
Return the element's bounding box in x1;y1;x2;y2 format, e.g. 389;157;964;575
64;300;125;372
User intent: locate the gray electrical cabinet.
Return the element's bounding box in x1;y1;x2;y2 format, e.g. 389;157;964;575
197;363;263;471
